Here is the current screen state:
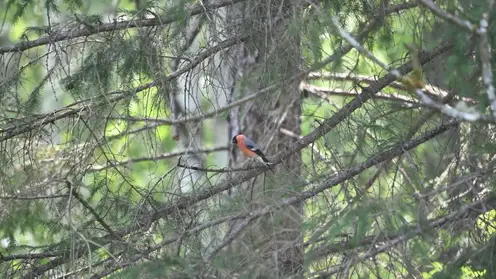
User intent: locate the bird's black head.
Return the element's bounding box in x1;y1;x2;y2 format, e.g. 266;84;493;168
231;135;238;144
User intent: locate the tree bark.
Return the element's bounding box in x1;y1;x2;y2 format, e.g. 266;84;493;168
227;0;303;276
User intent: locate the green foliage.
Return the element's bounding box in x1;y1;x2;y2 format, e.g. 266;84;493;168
1;0;496;278
5;0;86;23
0;201;52;243
61;44;115;97
5;0;35;23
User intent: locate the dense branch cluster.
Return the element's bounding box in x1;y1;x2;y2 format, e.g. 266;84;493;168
0;0;495;278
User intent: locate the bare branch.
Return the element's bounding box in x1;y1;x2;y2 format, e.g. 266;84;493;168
311;197;492;278
418;0;478;34
0;251;60;262
177;156;270;173
0;36;244;143
478;5;496;118
305;72;473;103
89;146;228;172
20;34;453;279
300;81;420;105
415;89;494;123
330;16;494;123
205;218;252;261
0;194;68;200
87;121;457;278
0;0;245;54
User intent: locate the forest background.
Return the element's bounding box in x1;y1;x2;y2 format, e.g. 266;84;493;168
0;0;495;278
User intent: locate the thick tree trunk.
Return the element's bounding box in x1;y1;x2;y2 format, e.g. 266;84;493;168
227;0;303;276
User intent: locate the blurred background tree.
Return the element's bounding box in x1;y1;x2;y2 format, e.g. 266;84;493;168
0;0;495;278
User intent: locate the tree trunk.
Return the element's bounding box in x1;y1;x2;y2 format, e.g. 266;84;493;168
227;0;304;277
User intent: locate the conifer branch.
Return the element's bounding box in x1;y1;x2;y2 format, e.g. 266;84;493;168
67;182;122;241
177;155;271;173
87;121;458;278
19;33;453;279
300;81;420;105
0;0;245;54
418;0;479;34
139;41;453;234
330;16;494;124
0;36;244;143
89;146;229;172
311;196;494;278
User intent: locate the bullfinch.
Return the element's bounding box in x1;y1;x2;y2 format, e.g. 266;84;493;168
232;133;274;173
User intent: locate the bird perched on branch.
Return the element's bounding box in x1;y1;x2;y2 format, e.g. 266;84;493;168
232;133;274;174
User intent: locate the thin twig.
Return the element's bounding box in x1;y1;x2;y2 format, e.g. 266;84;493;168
89;146;228;172
0;36;245;143
177;156;270;173
300;81;419;105
311;197;491;278
21;33;454;279
0;194;68;200
88;122;457;278
418;0;478;34
329;16;494;123
67;181;122;241
0;0;245;54
330;17;401;77
205;218;252;261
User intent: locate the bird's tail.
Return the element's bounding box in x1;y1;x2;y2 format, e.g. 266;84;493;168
259;155;275;174
266;163;275;174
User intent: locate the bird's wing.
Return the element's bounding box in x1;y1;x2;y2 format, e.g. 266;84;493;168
244;136;270;163
243;136;259;150
253;149;269;163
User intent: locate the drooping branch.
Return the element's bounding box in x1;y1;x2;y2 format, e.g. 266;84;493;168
142;41;453;232
177;159;269;173
305;72;477;104
87;121;457;278
0;0;245;54
300;81;420;105
67;182;122;241
329;16;494;124
310;196;494;278
0;36;245;143
89;146;228;172
418;0;479;34
20;34;453;279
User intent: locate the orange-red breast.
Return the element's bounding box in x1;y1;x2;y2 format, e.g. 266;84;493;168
232;133;274;174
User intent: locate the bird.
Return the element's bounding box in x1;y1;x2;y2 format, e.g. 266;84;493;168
232;133;274;174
